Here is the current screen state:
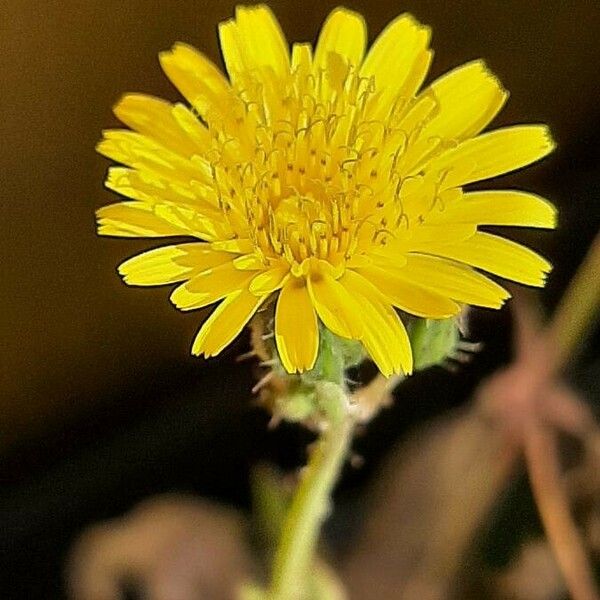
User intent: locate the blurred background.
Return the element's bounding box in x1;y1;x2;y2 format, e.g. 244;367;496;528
1;0;599;598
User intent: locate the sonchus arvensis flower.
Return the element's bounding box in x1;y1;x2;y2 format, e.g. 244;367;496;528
97;5;556;377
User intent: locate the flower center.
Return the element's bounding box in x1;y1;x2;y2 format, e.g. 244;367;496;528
203;53;448;269
265;193;359;266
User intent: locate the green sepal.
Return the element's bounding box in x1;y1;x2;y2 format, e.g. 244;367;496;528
274;381;319;422
301;326;365;386
408;317;460;371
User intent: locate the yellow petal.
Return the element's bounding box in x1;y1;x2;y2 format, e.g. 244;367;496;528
105;167;157;203
96;201;189;238
361;14;431;119
307;271;363;339
275;277;319;373
104;166;220;214
422;231;552;286
171;103;213;149
211;239;255;254
170;261;252;310
103;169;229;240
113;94;206;157
386;224;476;254
217;21;244;77
411;223;476;245
314;8;367;70
232;254;266;271
357;264;461;318
97;130;212;186
426;190;557;228
219;5;290;79
118;243;232;286
399;254;510;309
419;60;507;141
159;43;231;116
429;125;555;188
249;263;290;295
341;271;413;375
291;42;313;73
192;289;266;357
152;203;230;241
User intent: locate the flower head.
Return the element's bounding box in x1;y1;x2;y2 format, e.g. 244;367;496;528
97;5;556;376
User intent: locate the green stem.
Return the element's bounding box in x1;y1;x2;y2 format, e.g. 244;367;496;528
268;383;354;600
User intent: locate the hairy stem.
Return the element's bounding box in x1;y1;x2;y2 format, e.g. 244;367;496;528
268;383;354;600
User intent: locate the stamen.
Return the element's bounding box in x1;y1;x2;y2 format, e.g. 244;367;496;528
204;54;428;270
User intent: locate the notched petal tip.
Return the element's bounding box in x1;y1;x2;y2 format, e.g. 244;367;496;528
169;286;209;311
234;3;275;19
328;5;367;22
530;124;557;155
159;41;194;61
157;43;184;70
541;125;557;153
393;11;432;43
314;6;367;69
478;59;509;98
95;133;112;155
191;337;207;357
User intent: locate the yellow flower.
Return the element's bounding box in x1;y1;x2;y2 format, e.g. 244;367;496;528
97;5;556;376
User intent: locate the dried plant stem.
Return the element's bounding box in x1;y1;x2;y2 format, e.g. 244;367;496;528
480;232;600;600
268;383;354;600
549;232;600;369
537;232;600;600
525;422;599;600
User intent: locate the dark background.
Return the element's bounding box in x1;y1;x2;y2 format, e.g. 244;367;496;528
1;1;599;597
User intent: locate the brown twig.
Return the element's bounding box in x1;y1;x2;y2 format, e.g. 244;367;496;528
549;233;600;369
533;232;600;600
478;230;600;600
525;422;599;600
